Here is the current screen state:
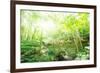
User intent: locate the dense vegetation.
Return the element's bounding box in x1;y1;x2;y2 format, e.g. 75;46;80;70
20;10;90;63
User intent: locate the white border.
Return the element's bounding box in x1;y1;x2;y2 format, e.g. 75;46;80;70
16;4;94;69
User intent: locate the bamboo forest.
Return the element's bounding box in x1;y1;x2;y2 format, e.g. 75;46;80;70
20;10;90;63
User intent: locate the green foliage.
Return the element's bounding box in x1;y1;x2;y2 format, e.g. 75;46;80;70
20;10;90;63
75;47;90;60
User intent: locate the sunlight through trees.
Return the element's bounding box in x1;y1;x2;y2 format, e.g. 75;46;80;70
20;10;90;63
